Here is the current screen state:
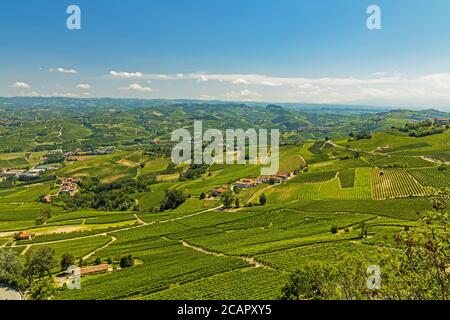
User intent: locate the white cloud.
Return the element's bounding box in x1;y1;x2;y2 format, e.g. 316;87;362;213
372;72;388;76
109;71;144;79
110;72;395;87
224;89;263;101
119;83;154;92
232;78;249;85
260;81;282;87
76;83;92;90
51;92;79;98
197;75;209;82
104;70;450;107
50;67;78;74
11;82;31;89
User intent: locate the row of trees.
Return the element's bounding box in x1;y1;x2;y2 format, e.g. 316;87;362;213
349;131;372;140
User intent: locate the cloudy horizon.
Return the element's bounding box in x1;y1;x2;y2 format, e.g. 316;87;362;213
1;0;450;111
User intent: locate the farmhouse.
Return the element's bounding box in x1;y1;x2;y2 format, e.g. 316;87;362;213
90;147;116;155
211;185;229;196
58;177;81;196
269;176;284;184
36;164;59;171
235;179;257;189
42;195;53;203
79;264;111;276
28;168;45;174
0;169;25;179
17;232;32;241
17;172;39;179
276;172;293;181
48;149;63;155
434;118;450;125
256;176;271;184
254;173;292;185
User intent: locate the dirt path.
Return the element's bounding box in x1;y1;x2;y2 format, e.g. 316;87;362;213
327;140;366;154
134;213;146;225
325;140;346;150
82;235;117;260
180;240;271;269
248;185;275;204
421;156;450;165
160;206;223;224
20;244;32;256
180;240;224;257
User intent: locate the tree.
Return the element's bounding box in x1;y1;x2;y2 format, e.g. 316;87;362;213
23;247;56;286
359;222;368;239
120;255;134;268
0;250;27;289
234;197;240;208
330;224;338;234
281;258;370;300
35;207;52;225
94;257;102;265
281;262;334;300
221;190;234;208
259;193;267;206
199;192;206;200
379;188;450;299
281;189;450;300
60;253;75;271
30;277;56;300
160;189;187;211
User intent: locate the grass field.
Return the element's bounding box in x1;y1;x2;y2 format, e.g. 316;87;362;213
372;169;431;199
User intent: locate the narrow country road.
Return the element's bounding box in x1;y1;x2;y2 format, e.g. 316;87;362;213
180;239;271;269
82;235;117;260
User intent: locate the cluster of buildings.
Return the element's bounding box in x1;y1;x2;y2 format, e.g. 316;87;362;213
42;177;81;203
434;118;450;126
0;164;59;181
235;173;293;188
0;168;45;180
211;172;294;196
57;177;81;196
64;147;116;159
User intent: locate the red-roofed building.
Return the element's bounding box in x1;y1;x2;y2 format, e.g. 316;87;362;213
17;232;32;241
79;264;110;276
211;185;229;196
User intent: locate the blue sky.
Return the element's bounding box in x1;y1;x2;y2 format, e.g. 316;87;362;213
1;0;450;110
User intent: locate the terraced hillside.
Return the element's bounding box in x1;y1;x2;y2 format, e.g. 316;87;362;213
0;101;448;300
